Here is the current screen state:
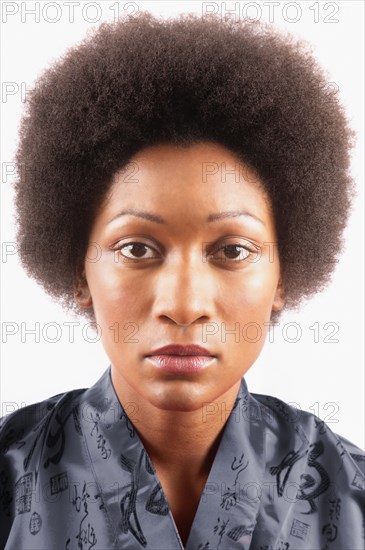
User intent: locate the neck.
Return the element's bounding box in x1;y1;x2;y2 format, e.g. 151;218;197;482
111;367;242;479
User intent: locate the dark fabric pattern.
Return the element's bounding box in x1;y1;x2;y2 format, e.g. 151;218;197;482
1;366;364;549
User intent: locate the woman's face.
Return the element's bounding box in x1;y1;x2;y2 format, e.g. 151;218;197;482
78;141;284;411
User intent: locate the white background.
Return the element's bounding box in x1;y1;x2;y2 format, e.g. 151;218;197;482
1;1;364;448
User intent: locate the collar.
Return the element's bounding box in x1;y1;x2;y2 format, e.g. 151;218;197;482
80;365;266;549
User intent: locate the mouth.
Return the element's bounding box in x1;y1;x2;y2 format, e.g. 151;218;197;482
144;344;217;374
145;344;215;357
145;354;216;374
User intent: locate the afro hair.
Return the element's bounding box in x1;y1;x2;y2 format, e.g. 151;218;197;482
13;11;356;321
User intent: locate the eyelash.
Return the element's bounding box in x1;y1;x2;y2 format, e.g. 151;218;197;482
113;241;257;263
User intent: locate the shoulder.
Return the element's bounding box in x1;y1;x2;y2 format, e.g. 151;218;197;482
250;388;365;476
0;388;86;436
0;382;103;549
0;387;88;543
244;387;364;547
0;366;111;481
0;387;87;475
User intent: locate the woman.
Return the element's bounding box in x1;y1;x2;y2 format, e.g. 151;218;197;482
1;11;364;550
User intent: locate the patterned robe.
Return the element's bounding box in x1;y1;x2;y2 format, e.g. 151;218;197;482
1;365;364;549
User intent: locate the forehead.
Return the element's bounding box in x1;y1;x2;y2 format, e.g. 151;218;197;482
87;142;276;244
108;141;270;204
91;141;275;238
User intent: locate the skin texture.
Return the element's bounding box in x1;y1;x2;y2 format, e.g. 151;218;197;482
75;140;285;542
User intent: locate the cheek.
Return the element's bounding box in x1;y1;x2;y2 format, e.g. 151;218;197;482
220;269;277;364
85;259;142;323
223;263;279;321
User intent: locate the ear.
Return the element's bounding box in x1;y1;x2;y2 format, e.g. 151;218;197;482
272;276;285;312
74;263;93;309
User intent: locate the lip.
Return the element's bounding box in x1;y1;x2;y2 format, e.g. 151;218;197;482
145;355;216;374
146;344;214;356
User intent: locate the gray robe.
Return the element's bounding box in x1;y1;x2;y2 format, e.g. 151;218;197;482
1;365;364;549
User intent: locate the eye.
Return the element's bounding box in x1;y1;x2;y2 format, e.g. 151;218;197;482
114;240;257;262
116;242;158;260
209;243;255;262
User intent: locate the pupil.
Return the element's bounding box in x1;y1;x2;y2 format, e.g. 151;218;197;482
224;245;240;259
131;244;147;257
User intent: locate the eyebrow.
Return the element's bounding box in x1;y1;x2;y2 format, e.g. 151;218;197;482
106;208;265;227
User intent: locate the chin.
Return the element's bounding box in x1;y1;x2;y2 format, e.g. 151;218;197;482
154;401;204;413
148;384;210;412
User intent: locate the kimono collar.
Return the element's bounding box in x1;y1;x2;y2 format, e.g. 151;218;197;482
80;365;266;549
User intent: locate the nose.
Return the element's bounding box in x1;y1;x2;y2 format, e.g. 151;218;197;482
151;249;216;327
